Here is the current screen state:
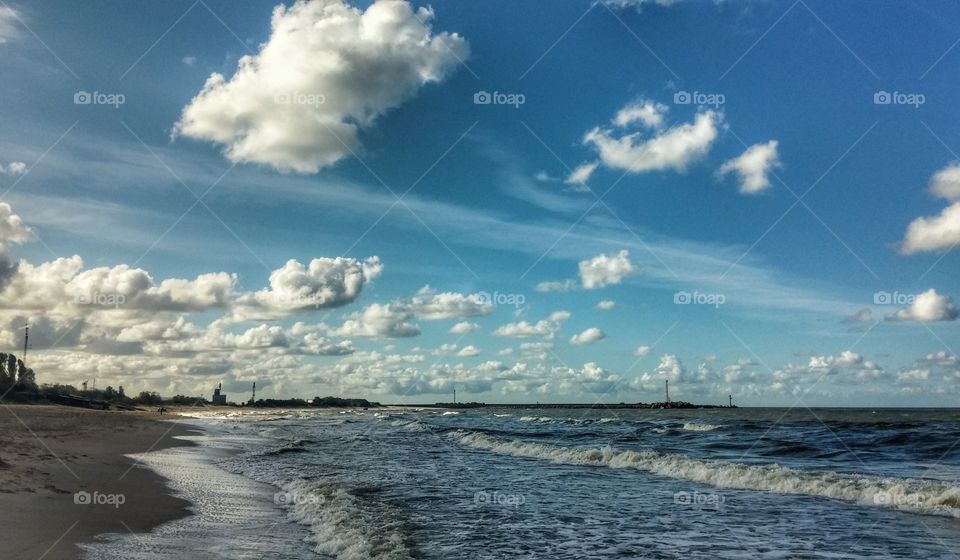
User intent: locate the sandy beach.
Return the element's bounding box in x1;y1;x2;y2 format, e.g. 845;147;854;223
0;405;198;560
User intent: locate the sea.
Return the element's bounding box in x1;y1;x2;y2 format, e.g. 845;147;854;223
79;407;960;559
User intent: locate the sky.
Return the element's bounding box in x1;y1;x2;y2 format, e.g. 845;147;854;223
0;0;958;406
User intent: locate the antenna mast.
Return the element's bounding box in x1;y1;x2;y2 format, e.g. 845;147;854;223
251;381;256;404
665;379;670;404
22;323;28;365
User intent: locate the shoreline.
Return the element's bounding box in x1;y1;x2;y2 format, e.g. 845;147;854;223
0;404;198;560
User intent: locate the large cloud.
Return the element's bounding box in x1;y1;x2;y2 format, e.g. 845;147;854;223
887;289;958;322
717;140;780;194
901;162;960;254
174;0;468;173
233;256;382;320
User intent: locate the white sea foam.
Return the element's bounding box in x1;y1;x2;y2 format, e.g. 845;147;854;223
519;416;553;422
452;431;960;518
280;478;414;560
682;422;722;432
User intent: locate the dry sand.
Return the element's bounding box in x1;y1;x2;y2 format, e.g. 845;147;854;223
0;404;198;560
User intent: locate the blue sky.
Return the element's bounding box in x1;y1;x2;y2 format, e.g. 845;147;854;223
0;0;958;405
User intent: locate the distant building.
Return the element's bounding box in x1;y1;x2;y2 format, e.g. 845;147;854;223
212;383;227;405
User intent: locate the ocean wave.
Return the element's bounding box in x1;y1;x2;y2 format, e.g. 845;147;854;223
519;416;553;423
682;423;722;432
262;439;314;456
279;479;415;560
452;431;960;518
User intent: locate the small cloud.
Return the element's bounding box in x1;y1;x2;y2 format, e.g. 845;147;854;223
449;321;479;334
634;345;651;357
182;56;197;66
843;308;873;323
564;161;598;190
717;140;780;194
570;327;605;345
456;345;480;357
596;300;615;310
0;161;27;175
579;250;634;289
534;170;558;182
536;279;576;293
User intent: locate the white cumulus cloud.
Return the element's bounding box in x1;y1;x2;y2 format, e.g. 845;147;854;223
901;162;960;254
718;140;780;194
570;327;605;345
887;289;958;322
174;0;469;173
578;107;719;176
579;249;634;289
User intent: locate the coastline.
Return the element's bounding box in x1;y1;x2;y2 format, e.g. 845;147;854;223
0;404;198;560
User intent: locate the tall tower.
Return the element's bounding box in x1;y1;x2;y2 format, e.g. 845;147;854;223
22;323;29;365
250;381;256;404
453;386;456;404
729;394;732;407
665;379;670;404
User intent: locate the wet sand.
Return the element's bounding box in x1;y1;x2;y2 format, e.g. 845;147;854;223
0;404;197;560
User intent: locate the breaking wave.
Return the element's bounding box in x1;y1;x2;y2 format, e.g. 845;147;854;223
682;423;722;432
452;431;960;518
279;479;415;560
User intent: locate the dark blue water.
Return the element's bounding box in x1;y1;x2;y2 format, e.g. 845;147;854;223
88;408;960;559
